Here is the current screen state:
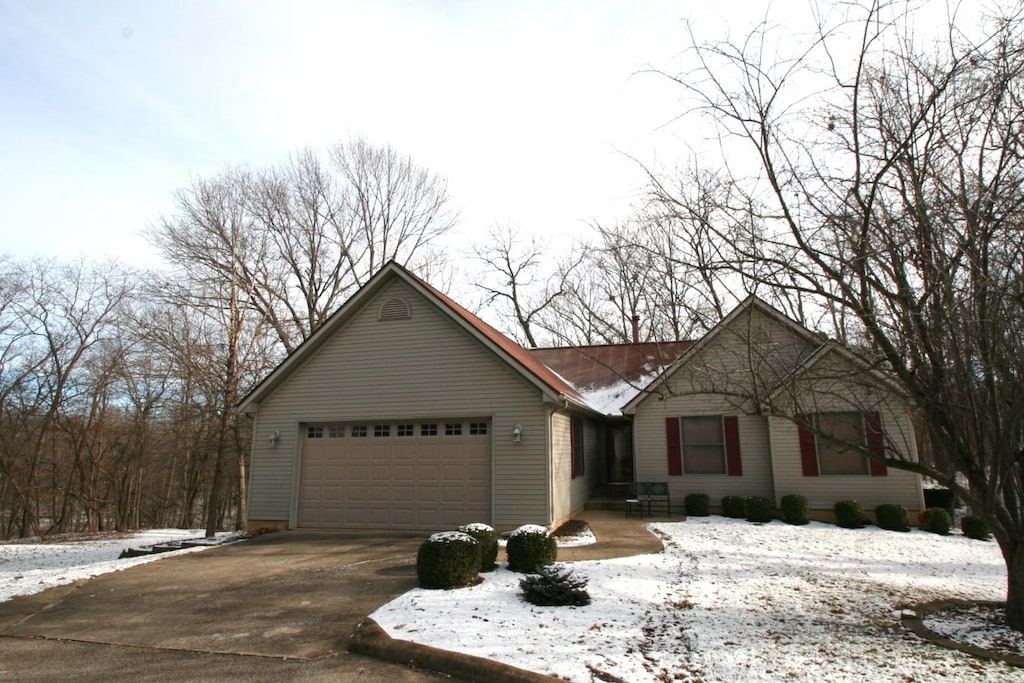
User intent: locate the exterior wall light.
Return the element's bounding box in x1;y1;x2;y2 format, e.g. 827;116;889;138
512;424;522;442
269;430;281;446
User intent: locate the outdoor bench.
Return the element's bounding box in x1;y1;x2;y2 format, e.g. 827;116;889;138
625;481;671;517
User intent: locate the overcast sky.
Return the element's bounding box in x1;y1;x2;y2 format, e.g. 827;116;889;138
2;0;771;267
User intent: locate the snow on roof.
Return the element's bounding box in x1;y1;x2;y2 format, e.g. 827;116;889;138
530;342;693;415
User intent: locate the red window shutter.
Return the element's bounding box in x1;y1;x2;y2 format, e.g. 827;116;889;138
797;414;819;477
666;417;682;476
865;411;887;476
724;416;743;476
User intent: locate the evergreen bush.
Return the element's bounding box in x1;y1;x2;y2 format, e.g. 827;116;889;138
960;515;991;541
874;504;910;532
519;564;591;606
721;495;746;518
684;493;710;517
506;524;557;572
780;494;809;525
745;496;774;523
919;507;952;535
834;500;866;529
458;522;499;571
416;531;481;589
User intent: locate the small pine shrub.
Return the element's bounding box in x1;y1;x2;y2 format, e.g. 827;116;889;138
416;531;481;589
875;504;910;532
960;515;991;541
745;496;774;523
458;522;499;571
721;496;746;518
519;563;591;606
834;500;865;529
780;494;809;525
684;493;710;517
506;524;557;573
919;507;952;535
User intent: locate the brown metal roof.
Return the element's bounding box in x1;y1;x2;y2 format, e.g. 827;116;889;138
530;342;694;391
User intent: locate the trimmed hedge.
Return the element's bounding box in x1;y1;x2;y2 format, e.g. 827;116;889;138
684;493;710;517
875;504;910;532
519;564;591;606
960;515;992;541
458;522;499;571
506;524;557;573
721;496;746;519
780;494;809;525
745;496;774;523
834;500;866;529
919;507;953;535
416;531;481;589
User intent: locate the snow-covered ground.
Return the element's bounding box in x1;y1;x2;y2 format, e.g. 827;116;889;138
1;520;1019;680
0;529;241;603
373;518;1021;682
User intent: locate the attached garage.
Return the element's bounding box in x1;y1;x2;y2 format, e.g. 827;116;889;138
298;419;492;530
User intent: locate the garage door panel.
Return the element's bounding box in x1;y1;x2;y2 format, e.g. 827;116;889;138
299;420;491;530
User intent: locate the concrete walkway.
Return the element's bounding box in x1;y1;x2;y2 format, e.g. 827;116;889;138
557;508;677;561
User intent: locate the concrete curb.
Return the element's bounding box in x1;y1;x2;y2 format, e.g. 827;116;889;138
348;617;559;682
902;599;1024;667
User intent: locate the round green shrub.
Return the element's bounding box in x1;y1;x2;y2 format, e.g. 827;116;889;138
721;495;746;518
684;493;710;517
834;500;865;529
960;515;991;541
919;507;952;535
458;522;499;571
416;531;481;589
780;494;809;525
745;496;774;523
506;524;557;573
874;504;910;532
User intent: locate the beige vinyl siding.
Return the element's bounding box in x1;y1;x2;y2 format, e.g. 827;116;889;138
634;392;773;503
769;350;924;511
632;302;923;512
550;412;571;523
246;278;551;529
550;413;602;524
768;408;924;512
662;306;820;399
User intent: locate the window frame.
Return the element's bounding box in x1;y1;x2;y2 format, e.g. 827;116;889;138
814;412;870;476
680;416;727;475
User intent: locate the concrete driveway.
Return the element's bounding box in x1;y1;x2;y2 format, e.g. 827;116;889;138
0;530;454;682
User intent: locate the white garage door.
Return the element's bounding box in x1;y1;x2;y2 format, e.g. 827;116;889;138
298;420;491;530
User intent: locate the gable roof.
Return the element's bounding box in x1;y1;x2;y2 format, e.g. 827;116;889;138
530;342;693;415
237;261;586;415
620;295;825;414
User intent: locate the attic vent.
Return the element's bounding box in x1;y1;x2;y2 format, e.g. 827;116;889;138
378;297;411;321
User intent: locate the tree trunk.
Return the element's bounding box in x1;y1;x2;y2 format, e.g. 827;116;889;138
1002;539;1024;630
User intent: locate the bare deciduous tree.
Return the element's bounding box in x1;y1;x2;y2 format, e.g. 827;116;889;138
471;225;581;348
649;0;1024;627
